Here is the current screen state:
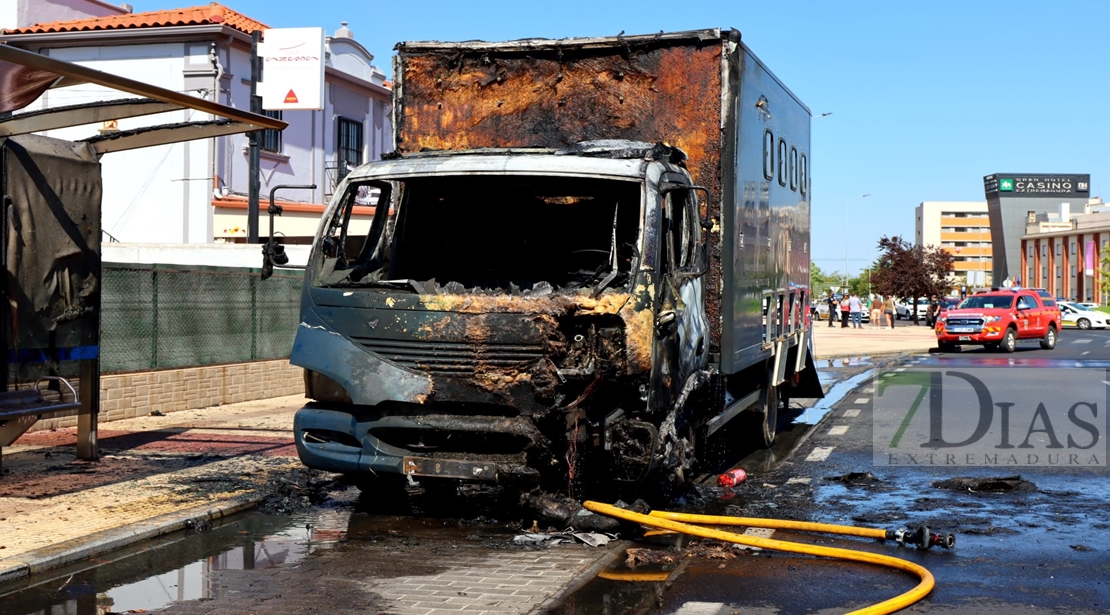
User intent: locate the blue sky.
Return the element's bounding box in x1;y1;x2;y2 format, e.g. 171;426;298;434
134;0;1110;277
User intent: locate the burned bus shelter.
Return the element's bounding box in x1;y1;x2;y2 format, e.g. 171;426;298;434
0;44;285;467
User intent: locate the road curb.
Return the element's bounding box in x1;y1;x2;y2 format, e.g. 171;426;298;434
0;493;263;585
532;540;629;615
816;346;936;360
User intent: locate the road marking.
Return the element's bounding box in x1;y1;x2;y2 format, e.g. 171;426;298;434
894;367;907;372
862;387;874;393
786;477;811;485
805;446;834;462
1082;351;1090;355
1072;339;1092;344
738;527;777;551
853;397;869;404
843;409;861;418
827;425;849;435
672;602;728;615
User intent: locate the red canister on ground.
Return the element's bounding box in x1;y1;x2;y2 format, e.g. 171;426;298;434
717;468;748;487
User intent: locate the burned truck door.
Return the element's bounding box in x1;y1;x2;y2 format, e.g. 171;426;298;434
651;180;710;411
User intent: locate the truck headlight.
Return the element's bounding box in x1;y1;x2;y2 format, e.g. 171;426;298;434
983;316;1002;323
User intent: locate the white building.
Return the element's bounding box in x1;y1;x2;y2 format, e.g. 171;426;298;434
2;2;390;244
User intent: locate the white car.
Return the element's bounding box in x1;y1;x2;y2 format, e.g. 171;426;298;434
1058;302;1108;330
895;298;930;320
1079;302;1101;310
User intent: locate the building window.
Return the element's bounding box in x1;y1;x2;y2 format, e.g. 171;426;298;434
1071;243;1076;254
1056;243;1061;256
260;110;282;153
337;117;364;179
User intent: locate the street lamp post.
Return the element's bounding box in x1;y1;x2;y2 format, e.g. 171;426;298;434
845;193;871;291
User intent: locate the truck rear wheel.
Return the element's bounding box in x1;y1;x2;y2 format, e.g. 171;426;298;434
1000;328;1017;353
1040;325;1057;350
757;381;778;448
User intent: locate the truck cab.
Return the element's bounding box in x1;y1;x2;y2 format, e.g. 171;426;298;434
292;142;709;495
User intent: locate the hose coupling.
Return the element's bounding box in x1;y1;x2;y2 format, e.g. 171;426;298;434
887;526;955;550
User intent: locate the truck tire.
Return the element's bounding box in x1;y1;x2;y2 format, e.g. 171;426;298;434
1040;325;1057;350
757;381;778;448
1000;328;1017;353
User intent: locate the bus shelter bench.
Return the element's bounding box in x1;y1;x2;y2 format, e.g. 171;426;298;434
0;377;83;469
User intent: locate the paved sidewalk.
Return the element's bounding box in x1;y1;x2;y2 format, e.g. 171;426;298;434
811;319;938;359
0;395;306;584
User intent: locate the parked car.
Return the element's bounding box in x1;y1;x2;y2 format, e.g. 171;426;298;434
1058;301;1109;330
936;290;1061;352
1079;302;1101;310
895;298;930;320
936;297;961;321
813;296;869;321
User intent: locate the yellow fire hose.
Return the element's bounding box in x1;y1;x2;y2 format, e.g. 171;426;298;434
584;501;940;615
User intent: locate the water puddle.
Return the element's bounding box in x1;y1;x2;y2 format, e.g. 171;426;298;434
798;369;874;426
0;504;355;615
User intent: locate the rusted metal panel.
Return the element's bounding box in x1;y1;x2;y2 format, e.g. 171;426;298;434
396;34;727;350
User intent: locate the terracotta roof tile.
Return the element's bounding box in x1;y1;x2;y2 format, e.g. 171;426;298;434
7;3;268;36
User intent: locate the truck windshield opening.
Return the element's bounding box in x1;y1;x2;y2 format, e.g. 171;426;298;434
316;174;642;294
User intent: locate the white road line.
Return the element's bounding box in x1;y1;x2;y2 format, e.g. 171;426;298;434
862;387;874;393
827;425;849;436
786;477;811;485
672;602;729;615
738;527;776;551
1073;339;1092;344
1082;351;1090;355
805;446;834;462
894;367;907;372
853;397;869;404
843;409;861;418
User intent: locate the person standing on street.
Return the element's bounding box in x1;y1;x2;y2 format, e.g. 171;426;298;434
840;295;851;328
827;291;838;327
926;295;940;327
882;295;896;329
849;293;863;329
870;296;882;328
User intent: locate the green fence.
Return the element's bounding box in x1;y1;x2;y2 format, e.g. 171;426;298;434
101;265;304;374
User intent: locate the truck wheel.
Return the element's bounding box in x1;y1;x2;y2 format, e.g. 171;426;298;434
1000;328;1017;353
984;342;1000;351
1040;325;1057;350
1078;318;1091;330
757;382;778;448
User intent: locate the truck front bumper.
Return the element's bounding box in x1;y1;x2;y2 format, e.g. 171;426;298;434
292;405;542;482
935;324;1006;344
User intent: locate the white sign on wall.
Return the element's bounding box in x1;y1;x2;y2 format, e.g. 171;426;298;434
257;27;325;111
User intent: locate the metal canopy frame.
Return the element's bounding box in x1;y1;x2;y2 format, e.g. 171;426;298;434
0;43;286;151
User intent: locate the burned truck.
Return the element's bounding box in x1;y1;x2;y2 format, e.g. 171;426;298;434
285;29;820;499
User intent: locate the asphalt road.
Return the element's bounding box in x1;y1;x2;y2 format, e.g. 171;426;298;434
635;347;1110;614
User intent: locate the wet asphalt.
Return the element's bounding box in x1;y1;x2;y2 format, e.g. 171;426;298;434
4;331;1110;614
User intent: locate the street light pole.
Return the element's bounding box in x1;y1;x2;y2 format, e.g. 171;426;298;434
845;193;871;290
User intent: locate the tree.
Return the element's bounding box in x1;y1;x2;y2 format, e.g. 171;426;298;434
871;236;955;324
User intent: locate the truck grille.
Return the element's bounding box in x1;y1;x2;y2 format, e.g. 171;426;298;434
352;337;545;376
946;317;984;327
